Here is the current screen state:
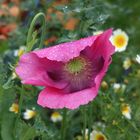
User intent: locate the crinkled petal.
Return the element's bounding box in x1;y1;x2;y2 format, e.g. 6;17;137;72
16;29;115;109
37;29;115;109
37;58;112;110
92;29;115;89
37;86;98;109
81;29;114;86
82;29;115;61
92;29;115;59
33;35;97;62
16;53;67;88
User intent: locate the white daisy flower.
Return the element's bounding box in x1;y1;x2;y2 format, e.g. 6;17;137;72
110;29;129;52
23;109;36;120
113;83;126;93
136;55;140;64
50;112;62;123
121;104;131;119
90;130;107;140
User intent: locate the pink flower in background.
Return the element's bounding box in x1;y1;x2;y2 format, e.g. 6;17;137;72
16;29;115;109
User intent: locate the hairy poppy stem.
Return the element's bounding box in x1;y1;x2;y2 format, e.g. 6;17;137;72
88;102;93;140
18;85;24;117
14;85;24;138
82;106;87;140
26;12;46;52
61;108;67;140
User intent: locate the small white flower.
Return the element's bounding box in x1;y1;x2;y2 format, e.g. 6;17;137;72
50;112;62;123
113;83;126;93
113;83;121;90
136;55;140;64
14;46;26;57
123;58;132;70
23;109;36;120
11;71;17;79
121;104;131;119
110;29;129;52
90;130;107;140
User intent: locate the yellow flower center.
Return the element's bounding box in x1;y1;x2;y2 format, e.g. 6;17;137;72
96;134;106;140
28;111;36;118
9;103;19;113
122;105;130;113
52;112;61;118
114;35;126;48
18;48;25;57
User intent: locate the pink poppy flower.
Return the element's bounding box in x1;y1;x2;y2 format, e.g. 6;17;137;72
16;29;115;109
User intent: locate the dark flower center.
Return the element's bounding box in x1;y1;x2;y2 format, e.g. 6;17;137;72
63;56;94;93
47;56;104;93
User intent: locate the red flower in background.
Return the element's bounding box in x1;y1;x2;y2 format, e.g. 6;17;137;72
0;23;17;40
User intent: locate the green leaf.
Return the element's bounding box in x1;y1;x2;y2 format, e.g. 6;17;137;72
2;77;14;89
20;126;36;140
1;113;16;140
0;41;8;53
14;120;37;140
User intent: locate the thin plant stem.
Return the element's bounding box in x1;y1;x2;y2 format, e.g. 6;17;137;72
18;85;24;117
26;12;46;52
61;108;67;140
14;85;24;139
14;12;46;139
82;106;87;140
88;102;93;140
126;119;140;135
